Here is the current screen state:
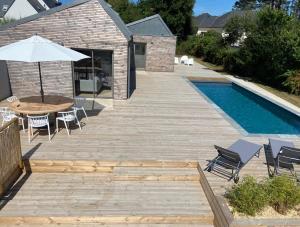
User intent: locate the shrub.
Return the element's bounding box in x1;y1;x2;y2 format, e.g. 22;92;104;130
200;31;227;65
176;36;201;56
223;48;244;74
225;176;269;216
237;8;300;86
267;175;300;214
282;70;300;95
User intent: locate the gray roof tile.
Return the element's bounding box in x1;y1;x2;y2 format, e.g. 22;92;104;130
27;0;47;13
0;0;15;18
127;14;174;37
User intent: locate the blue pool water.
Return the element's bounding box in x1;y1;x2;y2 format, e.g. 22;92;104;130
193;82;300;135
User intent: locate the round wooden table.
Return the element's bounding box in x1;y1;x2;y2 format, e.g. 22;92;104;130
9;95;74;115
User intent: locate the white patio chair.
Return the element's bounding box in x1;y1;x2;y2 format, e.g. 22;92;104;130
0;107;8;114
174;57;179;65
56;110;81;136
1;108;25;132
180;55;188;65
6;96;18;103
27;114;50;143
188;58;194;66
73;96;88;120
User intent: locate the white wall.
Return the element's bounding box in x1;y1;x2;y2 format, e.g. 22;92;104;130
4;0;37;20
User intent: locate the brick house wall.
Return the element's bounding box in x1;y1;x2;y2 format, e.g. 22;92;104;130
133;35;176;72
0;0;130;100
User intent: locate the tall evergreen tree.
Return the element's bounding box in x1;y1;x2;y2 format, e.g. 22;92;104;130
137;0;195;40
233;0;258;10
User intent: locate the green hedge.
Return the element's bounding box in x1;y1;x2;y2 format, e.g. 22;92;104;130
177;7;300;95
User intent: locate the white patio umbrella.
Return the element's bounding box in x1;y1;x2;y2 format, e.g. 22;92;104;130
0;35;90;102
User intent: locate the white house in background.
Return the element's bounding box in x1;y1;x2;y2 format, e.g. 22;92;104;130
0;0;61;20
194;11;252;46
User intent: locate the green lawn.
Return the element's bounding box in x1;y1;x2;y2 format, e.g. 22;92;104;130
194;58;300;108
194;58;225;73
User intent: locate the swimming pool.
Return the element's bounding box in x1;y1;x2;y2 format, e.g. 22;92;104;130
192;82;300;135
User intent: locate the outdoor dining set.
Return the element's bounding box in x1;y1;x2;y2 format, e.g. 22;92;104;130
0;95;88;143
0;35;92;143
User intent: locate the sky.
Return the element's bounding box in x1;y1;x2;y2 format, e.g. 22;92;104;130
59;0;236;16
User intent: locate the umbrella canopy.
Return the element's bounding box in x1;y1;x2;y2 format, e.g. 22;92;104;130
0;35;89;62
0;35;90;102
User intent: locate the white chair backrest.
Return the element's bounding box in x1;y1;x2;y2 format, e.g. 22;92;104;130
28;115;49;128
0;107;8;114
6;96;18;103
180;56;188;63
2;111;14;122
174;57;179;64
74;96;86;108
59;110;76;121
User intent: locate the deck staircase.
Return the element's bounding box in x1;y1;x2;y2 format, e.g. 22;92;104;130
0;160;215;226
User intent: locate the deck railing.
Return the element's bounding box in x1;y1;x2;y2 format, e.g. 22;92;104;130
0;118;23;197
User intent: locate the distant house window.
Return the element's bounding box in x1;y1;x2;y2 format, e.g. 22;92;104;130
2;5;8;11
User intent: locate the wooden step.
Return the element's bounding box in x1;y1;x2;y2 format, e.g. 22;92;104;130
0;172;213;225
27;160;199;172
25;160;200;181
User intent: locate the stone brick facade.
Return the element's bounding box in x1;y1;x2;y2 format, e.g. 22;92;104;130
133;35;176;72
0;0;130;99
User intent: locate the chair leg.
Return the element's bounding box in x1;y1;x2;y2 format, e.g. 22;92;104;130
20;118;25;133
56;119;59;133
82;107;88;120
75;115;82;130
28;124;31;144
64;120;70;136
47;124;51;141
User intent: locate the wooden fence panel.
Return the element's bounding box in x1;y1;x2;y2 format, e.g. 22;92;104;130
0;118;23;196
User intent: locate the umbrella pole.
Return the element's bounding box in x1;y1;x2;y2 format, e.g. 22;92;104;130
38;62;45;103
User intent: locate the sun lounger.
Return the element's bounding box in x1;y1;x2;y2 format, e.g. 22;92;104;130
264;139;295;176
187;58;194;66
265;139;300;180
174;57;179;65
180;55;188;64
206;139;262;183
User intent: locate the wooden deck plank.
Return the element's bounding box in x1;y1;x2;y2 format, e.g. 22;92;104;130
0;172;213;224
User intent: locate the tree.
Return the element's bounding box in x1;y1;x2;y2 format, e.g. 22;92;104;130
106;0;143;23
224;13;256;45
239;8;300;85
233;0;258;10
137;0;195;40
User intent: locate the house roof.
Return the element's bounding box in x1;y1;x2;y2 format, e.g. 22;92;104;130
43;0;61;8
27;0;47;13
98;0;132;40
127;14;174;37
195;11;255;29
0;0;132;41
193;13;218;28
0;0;15;18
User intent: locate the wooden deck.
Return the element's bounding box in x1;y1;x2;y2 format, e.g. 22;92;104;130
1;62;300;226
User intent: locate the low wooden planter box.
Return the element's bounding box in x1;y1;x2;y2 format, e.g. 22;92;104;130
197;163;300;227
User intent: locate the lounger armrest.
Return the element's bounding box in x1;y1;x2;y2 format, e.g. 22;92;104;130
214;145;241;164
281;146;300;153
279;146;300;164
